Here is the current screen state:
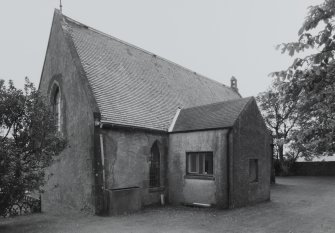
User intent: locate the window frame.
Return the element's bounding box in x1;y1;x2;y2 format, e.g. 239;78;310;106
53;87;61;132
50;82;62;133
185;151;214;180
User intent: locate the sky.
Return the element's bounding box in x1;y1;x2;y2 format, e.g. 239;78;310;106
0;0;323;97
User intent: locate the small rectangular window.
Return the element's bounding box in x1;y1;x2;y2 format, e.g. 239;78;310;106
249;159;258;183
187;152;213;177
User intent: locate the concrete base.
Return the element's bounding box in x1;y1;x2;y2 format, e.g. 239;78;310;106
107;187;142;215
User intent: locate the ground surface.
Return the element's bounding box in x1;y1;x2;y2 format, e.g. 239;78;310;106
1;177;335;233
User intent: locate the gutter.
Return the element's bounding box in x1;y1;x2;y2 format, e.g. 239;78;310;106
100;121;167;134
170;126;232;134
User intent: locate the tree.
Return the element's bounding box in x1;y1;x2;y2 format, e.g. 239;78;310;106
256;81;300;174
272;0;335;157
0;78;65;216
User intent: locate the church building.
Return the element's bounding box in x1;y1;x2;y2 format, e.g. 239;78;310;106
39;10;272;215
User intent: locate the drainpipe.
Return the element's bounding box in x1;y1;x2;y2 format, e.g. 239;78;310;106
99;123;106;190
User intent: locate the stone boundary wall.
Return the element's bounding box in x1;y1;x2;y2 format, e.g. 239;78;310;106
293;162;335;176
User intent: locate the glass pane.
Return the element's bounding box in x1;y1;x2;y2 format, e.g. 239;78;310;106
198;153;204;174
189;154;197;173
53;88;60;131
205;153;213;175
187;152;213;176
149;142;160;187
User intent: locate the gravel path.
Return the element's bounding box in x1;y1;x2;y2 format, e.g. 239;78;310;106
1;177;335;233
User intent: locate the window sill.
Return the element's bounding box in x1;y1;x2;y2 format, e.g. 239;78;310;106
184;175;215;180
148;186;165;193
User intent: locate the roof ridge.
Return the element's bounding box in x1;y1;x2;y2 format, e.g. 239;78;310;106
61;12;232;89
182;96;253;111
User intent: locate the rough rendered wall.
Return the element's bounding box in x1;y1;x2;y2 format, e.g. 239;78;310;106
39;12;97;213
168;130;229;208
231;99;271;208
101;128;168;206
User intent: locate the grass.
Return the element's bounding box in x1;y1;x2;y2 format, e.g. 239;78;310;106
1;177;335;233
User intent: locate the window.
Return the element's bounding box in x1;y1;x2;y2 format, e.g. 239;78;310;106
149;141;160;188
249;159;258;183
186;152;213;176
52;85;61;131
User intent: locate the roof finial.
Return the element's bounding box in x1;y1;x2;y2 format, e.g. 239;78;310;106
59;0;63;13
230;76;238;93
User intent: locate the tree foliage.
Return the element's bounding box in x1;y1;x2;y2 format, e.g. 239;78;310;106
272;0;335;156
257;81;302;173
0;78;65;216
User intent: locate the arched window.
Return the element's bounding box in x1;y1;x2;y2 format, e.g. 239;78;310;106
52;85;61;131
149;141;160;188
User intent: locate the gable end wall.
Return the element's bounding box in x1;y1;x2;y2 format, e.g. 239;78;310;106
231;99;271;208
39;11;98;213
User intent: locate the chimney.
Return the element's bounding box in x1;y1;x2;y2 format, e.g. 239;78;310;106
230;76;238;92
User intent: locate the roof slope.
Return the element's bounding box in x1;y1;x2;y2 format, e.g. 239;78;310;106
58;10;240;131
172;97;252;132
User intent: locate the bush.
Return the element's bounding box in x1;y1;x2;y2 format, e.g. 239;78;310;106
0;78;66;217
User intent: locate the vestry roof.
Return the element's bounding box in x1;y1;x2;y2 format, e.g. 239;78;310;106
172;97;252;132
57;10;240;131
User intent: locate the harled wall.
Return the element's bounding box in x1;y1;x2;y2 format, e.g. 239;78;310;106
39;12;98;213
168;129;229;208
231;99;271;208
101;127;169;206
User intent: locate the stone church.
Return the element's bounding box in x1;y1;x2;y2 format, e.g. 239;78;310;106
39;9;272;215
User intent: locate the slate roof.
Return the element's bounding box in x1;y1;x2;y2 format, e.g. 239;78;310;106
172;97;252;132
58;11;241;131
